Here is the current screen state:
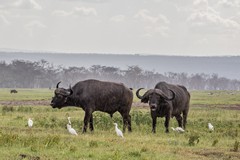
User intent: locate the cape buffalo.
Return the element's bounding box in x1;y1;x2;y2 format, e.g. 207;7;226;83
136;82;190;133
50;79;133;133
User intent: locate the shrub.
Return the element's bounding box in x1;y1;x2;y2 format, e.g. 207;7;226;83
188;133;200;146
16;106;32;113
2;106;14;112
231;140;239;152
129;151;141;157
88;140;98;148
212;139;219;147
43;135;60;148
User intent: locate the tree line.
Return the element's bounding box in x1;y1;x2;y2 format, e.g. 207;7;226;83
0;59;240;90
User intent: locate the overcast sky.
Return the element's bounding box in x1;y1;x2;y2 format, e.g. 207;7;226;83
0;0;240;56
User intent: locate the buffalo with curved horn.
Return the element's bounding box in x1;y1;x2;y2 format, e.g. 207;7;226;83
51;79;133;133
136;82;190;133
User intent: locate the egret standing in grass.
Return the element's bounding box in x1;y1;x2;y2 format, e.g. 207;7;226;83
67;123;78;136
171;127;185;133
113;123;124;138
208;123;214;131
28;118;33;128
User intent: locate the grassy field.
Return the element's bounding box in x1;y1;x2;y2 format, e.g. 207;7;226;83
0;89;239;160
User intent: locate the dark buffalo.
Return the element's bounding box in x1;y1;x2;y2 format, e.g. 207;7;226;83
136;82;190;133
10;89;18;93
50;79;133;133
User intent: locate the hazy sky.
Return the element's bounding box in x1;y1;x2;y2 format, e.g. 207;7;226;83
0;0;240;56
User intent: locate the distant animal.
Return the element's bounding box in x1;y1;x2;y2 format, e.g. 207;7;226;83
67;124;78;135
136;81;190;133
28;118;33;128
208;92;213;95
208;123;214;131
10;89;18;93
171;127;185;133
50;79;133;133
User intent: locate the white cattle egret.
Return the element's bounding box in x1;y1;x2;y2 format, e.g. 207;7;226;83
67;124;78;136
28;118;33;128
67;117;71;125
171;127;185;133
113;123;124;138
208;123;214;131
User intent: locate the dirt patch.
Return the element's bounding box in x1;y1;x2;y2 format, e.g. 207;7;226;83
195;149;240;160
220;104;240;110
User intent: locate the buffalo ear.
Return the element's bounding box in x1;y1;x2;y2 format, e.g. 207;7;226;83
141;97;149;103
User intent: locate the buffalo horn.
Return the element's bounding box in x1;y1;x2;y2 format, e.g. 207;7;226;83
136;88;145;99
56;81;61;88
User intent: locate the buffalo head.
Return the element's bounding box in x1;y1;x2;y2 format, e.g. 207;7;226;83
50;81;73;109
136;88;175;111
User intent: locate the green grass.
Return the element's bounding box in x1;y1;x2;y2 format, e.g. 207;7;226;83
0;89;240;159
0;88;53;101
190;90;240;105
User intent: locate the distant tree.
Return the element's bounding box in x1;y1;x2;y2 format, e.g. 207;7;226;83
207;74;219;90
189;74;206;90
0;59;240;90
124;65;143;88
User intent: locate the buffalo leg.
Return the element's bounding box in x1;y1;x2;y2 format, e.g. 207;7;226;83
152;117;157;133
151;112;157;133
175;115;183;128
164;115;170;133
89;114;94;132
183;109;189;129
82;110;92;133
127;114;132;132
122;114;129;133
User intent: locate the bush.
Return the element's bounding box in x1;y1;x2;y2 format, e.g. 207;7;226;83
231;140;239;152
2;106;14;112
188;133;200;146
16;106;33;113
88;140;98;148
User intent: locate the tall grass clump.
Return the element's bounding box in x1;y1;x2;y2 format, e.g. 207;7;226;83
131;110;151;126
92;111;153;131
231;140;239;152
188;132;200;146
36;115;67;129
16;106;33;113
2;105;14;113
0;132;19;147
43;135;60;148
129;151;141;158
